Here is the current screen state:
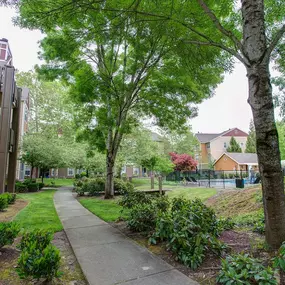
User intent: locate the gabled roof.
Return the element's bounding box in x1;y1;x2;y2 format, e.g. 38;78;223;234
214;152;258;165
195;128;248;143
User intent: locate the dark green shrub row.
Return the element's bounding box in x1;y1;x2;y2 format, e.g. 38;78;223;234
0;193;17;211
0;222;20;248
120;193;232;269
15;180;45;193
76;178;134;196
17;229;61;281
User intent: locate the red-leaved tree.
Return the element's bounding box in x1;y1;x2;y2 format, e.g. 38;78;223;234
169;152;197;172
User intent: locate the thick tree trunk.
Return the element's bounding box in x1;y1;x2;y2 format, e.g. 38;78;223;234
242;0;285;249
105;152;115;199
30;166;34;179
247;64;285;249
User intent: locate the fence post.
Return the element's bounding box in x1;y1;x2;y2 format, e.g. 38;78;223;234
158;176;162;195
208;170;211;188
151;174;155;189
223;170;225;189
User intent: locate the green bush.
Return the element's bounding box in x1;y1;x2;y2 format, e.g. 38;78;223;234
118;191;152;209
127;203;157;232
75;174;81;179
3;193;17;204
0;222;20;248
15;182;28;193
38;183;45;190
154;195;170;212
75;187;85;196
151;198;226;269
0;195;8;211
114;178;134;194
80;171;87;177
17;243;61;281
18;229;53;251
217;253;277;285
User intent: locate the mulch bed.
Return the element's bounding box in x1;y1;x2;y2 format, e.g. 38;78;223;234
111;221;265;284
0;231;87;285
0;200;29;222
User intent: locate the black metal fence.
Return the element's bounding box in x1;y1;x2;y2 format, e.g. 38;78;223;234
166;169;260;189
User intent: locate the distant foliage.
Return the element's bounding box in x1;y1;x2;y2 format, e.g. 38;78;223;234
245;120;256;153
169;152;198;172
226;137;242;153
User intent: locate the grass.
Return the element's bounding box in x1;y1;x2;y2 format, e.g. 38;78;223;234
166;187;217;202
79;197;129;222
14;190;63;232
36;178;74;187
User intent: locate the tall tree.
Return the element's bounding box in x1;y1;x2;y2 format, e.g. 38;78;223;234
16;71;74;137
227;137;242;153
16;5;224;198
245;120;256;153
16;0;285;248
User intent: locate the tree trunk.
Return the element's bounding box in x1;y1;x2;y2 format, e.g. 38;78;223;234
105;152;115;199
241;0;285;249
151;173;155;190
247;64;285;249
30;166;34;179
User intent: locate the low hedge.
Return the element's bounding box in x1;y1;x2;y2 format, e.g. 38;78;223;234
15;180;41;193
76;177;134;196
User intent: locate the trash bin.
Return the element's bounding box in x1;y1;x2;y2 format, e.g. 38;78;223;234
235;178;244;189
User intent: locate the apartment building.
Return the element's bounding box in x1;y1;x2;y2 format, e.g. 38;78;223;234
0;38;29;192
195;128;248;169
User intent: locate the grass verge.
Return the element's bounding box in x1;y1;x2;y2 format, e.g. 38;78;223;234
79;197;129;222
36;178;74;187
14;190;62;232
166;187;217;201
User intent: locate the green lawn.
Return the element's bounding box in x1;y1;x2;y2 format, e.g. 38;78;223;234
36;178;74;187
166;187;217;201
79;198;129;222
14;190;62;232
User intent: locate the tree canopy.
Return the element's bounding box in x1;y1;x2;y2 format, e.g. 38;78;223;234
245;120;256;153
226;137;242;153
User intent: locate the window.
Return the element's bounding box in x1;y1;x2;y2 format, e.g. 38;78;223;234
240;143;244;147
224;142;227;148
25;165;31;177
51;168;55;177
68;168;75;176
206;143;210;148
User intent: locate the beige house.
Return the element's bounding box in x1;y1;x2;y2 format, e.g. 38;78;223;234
195;128;248;169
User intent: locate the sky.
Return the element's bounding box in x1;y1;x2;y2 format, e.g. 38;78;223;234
0;7;280;134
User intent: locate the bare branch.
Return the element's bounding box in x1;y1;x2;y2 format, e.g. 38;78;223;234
196;0;243;52
185;40;250;66
264;23;285;63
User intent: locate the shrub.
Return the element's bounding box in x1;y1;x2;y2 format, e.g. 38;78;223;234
75;174;81;179
151;198;226;269
86;178;105;195
217;253;277;285
114;178;134;195
27;183;39;192
127;203;157;232
2;193;17;204
80;171;87;177
38;183;45;190
18;229;53;251
118;191;152;209
15;182;28;193
17;243;61;281
217;217;235;232
154;195;170;212
0;195;8;211
76;187;85;196
0;222;20;248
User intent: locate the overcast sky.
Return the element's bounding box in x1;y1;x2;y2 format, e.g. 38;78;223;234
1;7;280;134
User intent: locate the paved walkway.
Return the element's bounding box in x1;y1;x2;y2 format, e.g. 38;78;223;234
54;188;199;285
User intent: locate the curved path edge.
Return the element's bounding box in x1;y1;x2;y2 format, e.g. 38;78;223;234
54;187;199;285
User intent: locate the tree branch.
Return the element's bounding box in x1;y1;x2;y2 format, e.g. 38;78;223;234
184;40;250;66
264;23;285;63
196;0;243;52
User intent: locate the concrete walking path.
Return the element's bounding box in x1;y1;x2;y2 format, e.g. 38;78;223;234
54;187;199;285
